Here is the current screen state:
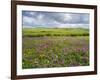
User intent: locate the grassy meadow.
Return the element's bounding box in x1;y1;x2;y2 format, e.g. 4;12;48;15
22;28;89;69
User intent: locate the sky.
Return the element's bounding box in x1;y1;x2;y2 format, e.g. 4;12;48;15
22;11;90;28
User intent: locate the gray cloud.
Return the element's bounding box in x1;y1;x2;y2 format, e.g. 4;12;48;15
22;11;89;28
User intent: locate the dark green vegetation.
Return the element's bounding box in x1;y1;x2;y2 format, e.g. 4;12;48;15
22;28;89;69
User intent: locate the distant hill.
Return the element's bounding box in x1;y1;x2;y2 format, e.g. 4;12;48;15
23;26;89;29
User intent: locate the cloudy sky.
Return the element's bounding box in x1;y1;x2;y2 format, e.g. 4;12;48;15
22;11;89;28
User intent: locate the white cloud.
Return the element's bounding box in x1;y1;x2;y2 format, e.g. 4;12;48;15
83;16;89;22
63;14;72;21
23;16;37;25
28;12;36;16
37;14;44;20
23;16;32;24
36;14;45;25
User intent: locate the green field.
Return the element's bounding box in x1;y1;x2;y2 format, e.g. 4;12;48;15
23;28;89;37
22;28;89;69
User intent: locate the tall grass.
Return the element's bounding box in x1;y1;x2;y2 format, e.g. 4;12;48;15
22;36;89;68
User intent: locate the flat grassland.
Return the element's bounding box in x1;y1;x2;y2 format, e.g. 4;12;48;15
22;28;89;69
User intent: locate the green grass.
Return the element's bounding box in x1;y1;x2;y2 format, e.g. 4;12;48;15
22;28;89;37
22;28;89;69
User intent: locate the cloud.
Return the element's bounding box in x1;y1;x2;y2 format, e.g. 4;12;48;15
63;14;72;21
28;12;36;16
22;11;89;28
23;16;38;27
23;16;33;24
